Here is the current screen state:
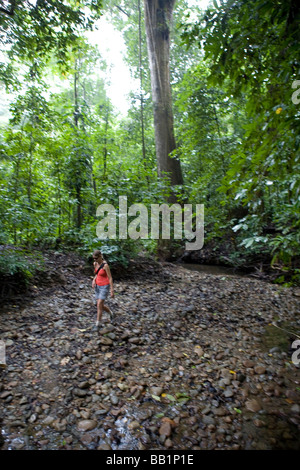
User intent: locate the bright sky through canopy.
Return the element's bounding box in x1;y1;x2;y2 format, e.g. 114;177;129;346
87;0;212;115
0;0;212;121
86;18;137;116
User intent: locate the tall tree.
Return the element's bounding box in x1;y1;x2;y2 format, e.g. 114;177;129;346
143;0;183;190
138;0;147;168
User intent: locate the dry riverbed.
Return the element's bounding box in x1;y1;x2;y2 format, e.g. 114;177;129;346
0;252;300;450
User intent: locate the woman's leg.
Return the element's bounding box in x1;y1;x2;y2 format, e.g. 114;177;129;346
101;286;112;317
103;304;111;314
96;299;104;323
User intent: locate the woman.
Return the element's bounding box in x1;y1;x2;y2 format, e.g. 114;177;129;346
92;249;114;328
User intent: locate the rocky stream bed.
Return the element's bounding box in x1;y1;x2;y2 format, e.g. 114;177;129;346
0;252;300;451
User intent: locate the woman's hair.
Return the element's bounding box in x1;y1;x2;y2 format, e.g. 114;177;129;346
93;249;102;257
93;249;107;262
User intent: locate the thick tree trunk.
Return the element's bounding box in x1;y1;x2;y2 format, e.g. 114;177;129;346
144;0;183;187
138;0;147;171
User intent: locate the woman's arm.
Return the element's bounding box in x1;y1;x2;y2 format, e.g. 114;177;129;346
104;264;114;297
92;261;98;288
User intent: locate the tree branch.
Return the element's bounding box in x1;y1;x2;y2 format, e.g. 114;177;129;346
115;5;130;17
0;0;16;17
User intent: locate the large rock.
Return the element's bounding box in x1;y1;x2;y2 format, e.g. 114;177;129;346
77;420;97;432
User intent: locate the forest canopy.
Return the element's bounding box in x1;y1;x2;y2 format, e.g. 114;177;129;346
0;0;299;286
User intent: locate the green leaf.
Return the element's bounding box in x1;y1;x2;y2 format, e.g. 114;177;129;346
166;394;176;402
151;395;161;402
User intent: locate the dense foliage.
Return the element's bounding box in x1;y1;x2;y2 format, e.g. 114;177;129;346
179;0;300;282
0;0;299;286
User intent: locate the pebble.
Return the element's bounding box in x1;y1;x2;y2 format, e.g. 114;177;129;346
291;404;300;414
150;386;164;396
110;394;119;405
75;350;83;360
128;420;140;430
159;421;172;437
254;365;266;375
245;399;262;413
10;438;25;449
223;388;234;398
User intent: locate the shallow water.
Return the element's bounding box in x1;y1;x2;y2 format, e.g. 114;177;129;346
178;262;244;277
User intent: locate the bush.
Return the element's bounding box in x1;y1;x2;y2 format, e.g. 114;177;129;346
0;246;44;296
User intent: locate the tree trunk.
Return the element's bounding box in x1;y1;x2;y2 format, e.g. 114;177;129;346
102;103;109;180
144;0;183;188
73;58;82;229
138;0;147;171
